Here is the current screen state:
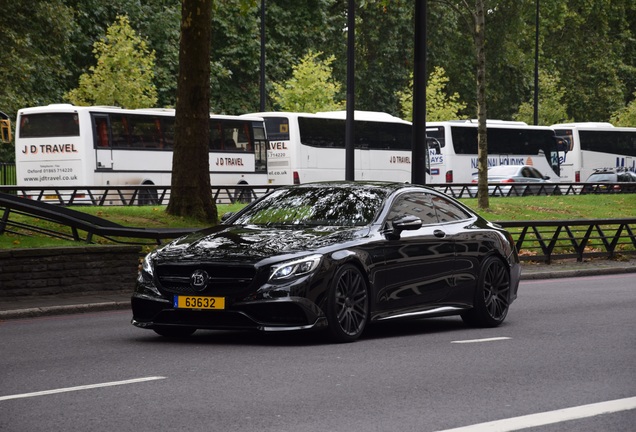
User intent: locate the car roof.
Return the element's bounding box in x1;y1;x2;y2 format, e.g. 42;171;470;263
287;181;446;197
487;165;525;175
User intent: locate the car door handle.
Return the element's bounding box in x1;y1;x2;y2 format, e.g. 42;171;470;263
433;229;446;238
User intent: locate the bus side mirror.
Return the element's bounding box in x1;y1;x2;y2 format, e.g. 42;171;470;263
555;137;569;153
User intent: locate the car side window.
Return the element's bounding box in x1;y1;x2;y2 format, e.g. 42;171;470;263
431;195;471;222
387;192;438;225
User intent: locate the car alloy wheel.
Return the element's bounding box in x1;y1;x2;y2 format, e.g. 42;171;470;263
461;256;510;327
326;264;369;342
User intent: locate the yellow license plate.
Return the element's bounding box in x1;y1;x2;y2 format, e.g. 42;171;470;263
173;295;225;310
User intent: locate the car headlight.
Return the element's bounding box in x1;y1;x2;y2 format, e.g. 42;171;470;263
269;254;322;282
140;251;157;278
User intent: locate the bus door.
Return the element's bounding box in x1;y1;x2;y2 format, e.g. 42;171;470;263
93;115;113;170
357;146;370;180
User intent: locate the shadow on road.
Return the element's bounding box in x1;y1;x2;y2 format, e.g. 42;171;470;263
130;316;472;347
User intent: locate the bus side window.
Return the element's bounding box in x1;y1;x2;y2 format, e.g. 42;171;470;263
96;118;109;147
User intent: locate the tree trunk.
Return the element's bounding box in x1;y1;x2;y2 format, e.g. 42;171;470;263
475;0;489;210
166;0;217;223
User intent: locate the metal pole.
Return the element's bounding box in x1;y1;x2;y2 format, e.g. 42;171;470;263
533;0;539;125
260;0;266;112
411;0;427;185
345;0;355;181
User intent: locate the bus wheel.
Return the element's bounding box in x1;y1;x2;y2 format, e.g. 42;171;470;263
138;183;159;206
233;184;255;204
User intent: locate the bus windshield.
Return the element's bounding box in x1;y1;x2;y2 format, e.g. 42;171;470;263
19;113;80;138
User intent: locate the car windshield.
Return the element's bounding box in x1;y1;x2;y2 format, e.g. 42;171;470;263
587;174;615;182
232;185;389;227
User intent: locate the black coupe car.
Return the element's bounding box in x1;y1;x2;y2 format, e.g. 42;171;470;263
132;182;520;342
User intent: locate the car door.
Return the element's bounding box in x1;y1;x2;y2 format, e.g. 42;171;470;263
430;194;479;306
522;166;545;194
375;191;456;313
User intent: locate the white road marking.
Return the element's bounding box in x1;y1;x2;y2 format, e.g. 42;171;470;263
0;376;166;402
451;337;511;344
435;396;636;432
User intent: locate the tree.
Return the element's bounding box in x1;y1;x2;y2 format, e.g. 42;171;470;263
66;15;157;108
610;92;636;126
271;51;345;112
474;0;489;210
209;0;341;114
0;0;74;118
398;66;467;121
166;0;217;223
540;0;634;122
350;1;414;115
435;0;489;209
514;70;572;125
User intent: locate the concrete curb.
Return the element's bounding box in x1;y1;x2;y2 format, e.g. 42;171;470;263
0;301;130;321
520;265;636;280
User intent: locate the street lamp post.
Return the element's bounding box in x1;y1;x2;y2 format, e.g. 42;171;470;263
411;0;427;185
533;0;539;125
260;0;266;112
345;0;355;181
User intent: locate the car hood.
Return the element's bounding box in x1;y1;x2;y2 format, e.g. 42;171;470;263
154;224;369;263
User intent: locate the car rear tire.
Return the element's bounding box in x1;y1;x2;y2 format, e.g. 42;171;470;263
461;256;510;327
326;264;369;343
153;326;196;338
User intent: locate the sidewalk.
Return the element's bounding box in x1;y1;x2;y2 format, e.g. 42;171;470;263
1;258;634;321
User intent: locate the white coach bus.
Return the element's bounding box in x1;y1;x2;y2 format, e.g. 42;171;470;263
424;120;562;184
551;122;636;182
15;104;268;203
245;110;417;185
248;112;561;185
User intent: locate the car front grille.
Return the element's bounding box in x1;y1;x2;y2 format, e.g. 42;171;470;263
155;263;257;295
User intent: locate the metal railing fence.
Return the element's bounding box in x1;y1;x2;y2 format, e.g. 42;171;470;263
1;191;635;262
0;182;634;206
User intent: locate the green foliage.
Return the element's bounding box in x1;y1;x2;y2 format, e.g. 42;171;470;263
2;0;636;123
398;67;467;122
349;1;414;115
65;15;158;109
540;0;635;122
271;51;345;112
514;70;573;125
0;0;75;118
610;92;636;126
209;0;340;114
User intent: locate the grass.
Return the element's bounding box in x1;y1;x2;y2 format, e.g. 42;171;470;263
0;195;634;249
460;194;636;220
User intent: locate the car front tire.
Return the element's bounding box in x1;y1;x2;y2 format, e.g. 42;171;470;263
326;264;369;343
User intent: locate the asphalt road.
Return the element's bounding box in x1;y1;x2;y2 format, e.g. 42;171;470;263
1;274;635;432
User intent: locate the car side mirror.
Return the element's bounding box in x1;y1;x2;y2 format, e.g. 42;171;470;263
385;215;422;240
